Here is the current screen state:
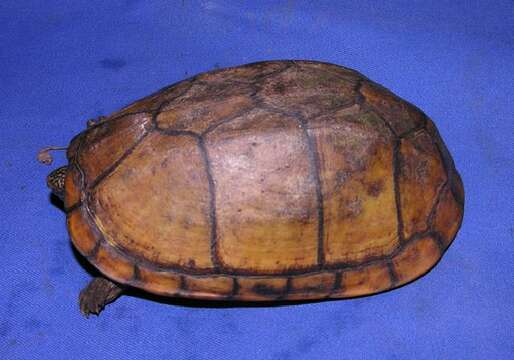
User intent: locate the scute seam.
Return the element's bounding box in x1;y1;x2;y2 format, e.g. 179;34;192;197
88;129;152;189
392;138;405;245
197;136;221;271
250;97;326;269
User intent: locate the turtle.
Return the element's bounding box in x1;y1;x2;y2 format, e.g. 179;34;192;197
43;60;464;316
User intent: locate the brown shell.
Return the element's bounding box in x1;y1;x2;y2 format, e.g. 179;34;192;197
65;60;464;301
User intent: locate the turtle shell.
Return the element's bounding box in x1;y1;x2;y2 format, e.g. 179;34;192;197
64;60;464;301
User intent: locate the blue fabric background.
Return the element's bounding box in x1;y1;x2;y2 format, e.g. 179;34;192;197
1;1;513;359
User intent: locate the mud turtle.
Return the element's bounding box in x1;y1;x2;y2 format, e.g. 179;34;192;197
44;60;464;316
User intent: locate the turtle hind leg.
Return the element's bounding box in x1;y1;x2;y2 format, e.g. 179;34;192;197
79;277;124;317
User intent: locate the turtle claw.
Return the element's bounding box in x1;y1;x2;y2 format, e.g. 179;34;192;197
79;277;123;317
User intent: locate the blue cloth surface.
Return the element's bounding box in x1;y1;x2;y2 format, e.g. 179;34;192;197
1;1;513;359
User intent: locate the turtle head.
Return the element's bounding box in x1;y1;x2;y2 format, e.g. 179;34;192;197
47;166;68;201
38;145;69;201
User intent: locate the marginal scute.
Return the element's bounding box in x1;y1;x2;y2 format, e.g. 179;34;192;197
78;113;152;185
67;207;100;256
66;133;83;161
94;242;134;283
236;277;287;300
451;171;465;207
183;276;234;299
335;263;392;298
392;235;441;285
425;118;455;171
288;272;335;300
136;267;181;297
425;118;464;207
399;130;448;239
433;184;464;249
64;165;81;210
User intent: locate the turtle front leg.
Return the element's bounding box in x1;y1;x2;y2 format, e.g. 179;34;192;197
79;277;124;317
